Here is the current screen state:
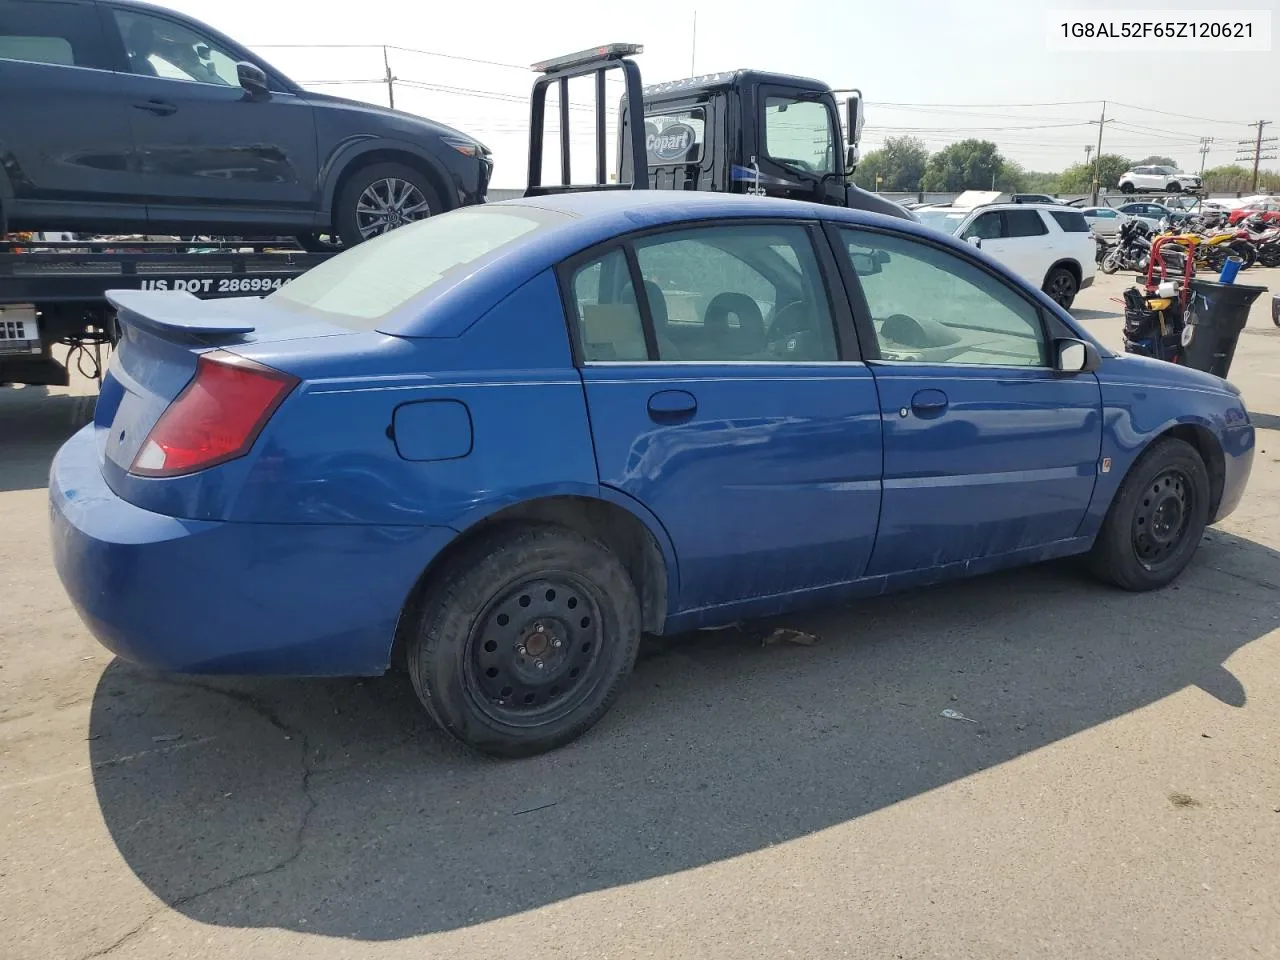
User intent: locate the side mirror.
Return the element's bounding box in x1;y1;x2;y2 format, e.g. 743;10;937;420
845;144;858;174
1054;338;1101;374
845;92;863;150
237;61;270;100
965;235;982;250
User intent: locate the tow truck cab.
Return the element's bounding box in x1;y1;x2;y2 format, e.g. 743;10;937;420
525;44;914;222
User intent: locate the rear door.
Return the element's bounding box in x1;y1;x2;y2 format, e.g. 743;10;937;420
100;2;318;231
835;224;1102;577
0;0;136;221
564;220;883;613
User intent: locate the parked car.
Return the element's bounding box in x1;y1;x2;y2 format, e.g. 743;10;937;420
1079;206;1131;237
0;0;492;245
914;203;1095;308
1227;199;1280;226
1116;202;1190;230
1118;165;1203;194
48;190;1255;757
1010;193;1062;205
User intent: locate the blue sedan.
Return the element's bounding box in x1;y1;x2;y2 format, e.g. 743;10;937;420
49;190;1255;757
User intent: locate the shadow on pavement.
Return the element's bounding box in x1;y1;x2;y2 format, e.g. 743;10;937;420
89;528;1279;940
0;386;95;493
1070;307;1122;321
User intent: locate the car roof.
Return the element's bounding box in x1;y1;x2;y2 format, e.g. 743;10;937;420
377;191;974;338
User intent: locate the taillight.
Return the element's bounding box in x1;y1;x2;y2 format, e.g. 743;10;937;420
130;350;298;478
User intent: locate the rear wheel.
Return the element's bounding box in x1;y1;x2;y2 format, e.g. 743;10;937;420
1043;266;1079;309
408;524;642;758
1089;438;1210;591
1229;240;1257;269
335;162;442;247
1120;182;1136;194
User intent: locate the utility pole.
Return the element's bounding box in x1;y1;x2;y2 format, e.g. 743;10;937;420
690;11;697;76
383;45;396;110
1089;101;1112;205
1234;121;1276;192
1198;136;1213;175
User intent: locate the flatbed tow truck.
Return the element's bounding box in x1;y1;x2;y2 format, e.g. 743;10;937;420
1;42;908;393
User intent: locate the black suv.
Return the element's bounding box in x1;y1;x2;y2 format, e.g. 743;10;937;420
0;0;492;245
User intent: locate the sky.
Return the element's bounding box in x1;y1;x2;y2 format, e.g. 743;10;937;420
161;0;1279;188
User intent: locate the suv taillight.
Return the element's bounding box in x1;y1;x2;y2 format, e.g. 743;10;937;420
130;350;298;478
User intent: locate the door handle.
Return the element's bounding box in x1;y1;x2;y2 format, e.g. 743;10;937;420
134;99;178;116
647;389;697;424
910;388;949;418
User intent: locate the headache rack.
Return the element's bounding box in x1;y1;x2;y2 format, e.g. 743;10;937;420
526;43;649;198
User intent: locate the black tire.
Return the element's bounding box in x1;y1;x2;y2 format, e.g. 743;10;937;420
1229;240;1257;269
1120;182;1136;194
1166;181;1183;193
1088;438;1210;592
335;161;442;247
408;524;642;758
1043;266;1079;309
1100;248;1121;274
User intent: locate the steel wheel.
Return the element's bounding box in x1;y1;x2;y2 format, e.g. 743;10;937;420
355;177;432;239
464;574;609;727
1132;467;1194;572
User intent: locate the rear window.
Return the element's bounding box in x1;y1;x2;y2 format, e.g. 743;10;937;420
267;207;552;327
1050;211;1090;233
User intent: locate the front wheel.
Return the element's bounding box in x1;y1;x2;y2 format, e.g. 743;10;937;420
408;524;642;758
1100;248;1122;274
1089;438;1210;591
1043;267;1079;309
335;162;442;247
1166;181;1183;193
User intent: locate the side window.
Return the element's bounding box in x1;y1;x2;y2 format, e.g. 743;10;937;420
960;212;1003;241
568;248;648;362
632;224;839;362
1050;210;1089;233
1005;209;1048;237
0;0;105;67
112;8;240;85
842;228;1047;368
763;97;837;175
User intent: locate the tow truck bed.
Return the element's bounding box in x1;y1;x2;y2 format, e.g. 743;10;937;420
0;239;332;387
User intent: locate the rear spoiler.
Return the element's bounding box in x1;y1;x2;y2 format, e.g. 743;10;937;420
106;289;256;339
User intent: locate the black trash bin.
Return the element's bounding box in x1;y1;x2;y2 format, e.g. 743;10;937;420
1180;279;1268;378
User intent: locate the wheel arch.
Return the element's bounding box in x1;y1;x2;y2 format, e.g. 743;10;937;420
390;493;678;669
1157;421;1226;520
1043;258;1082;289
321;142;456;222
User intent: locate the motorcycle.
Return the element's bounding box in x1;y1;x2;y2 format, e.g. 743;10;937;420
1100;219;1154;274
1154;218;1256;272
1239;214;1280;267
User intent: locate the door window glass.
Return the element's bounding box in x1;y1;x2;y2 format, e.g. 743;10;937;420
763;97;837;175
633;224;838;362
567;248;649;362
112;8;240;85
842;228;1047;367
1005;209;1048;237
0;0;105;67
960;212;1003;241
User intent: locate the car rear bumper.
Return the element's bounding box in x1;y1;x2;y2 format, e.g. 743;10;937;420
49;425;454;676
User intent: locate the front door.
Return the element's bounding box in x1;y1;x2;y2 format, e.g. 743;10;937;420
102;3;318;231
836;225;1103;577
564;221;883;613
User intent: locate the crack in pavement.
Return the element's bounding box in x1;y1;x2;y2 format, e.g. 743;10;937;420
78;679;319;960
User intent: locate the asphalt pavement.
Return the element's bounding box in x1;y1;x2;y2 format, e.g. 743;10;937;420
2;268;1279;960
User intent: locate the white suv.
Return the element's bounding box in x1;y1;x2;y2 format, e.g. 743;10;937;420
914;204;1096;309
1118;165;1203;194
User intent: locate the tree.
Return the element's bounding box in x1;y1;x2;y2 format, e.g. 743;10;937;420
1201;164;1254;193
1058;153;1129;192
853;136;929;192
921;139;1005;191
1134;155;1178;168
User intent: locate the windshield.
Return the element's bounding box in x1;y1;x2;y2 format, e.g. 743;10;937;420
915;209;969;235
763;97;836;175
268;207;552;326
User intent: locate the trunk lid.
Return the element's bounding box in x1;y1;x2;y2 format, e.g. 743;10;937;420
98;290;348;473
